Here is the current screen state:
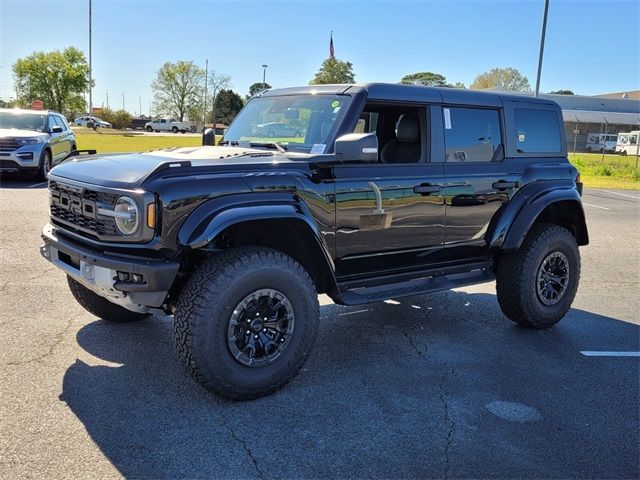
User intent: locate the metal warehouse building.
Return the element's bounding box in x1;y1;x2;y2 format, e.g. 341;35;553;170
486;89;640;153
547;91;640;153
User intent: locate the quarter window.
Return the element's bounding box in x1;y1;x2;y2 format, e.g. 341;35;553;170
514;108;561;153
443;107;502;162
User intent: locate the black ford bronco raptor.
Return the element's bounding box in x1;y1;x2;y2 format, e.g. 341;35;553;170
41;84;588;399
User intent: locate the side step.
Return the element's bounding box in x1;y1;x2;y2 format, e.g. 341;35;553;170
336;264;495;306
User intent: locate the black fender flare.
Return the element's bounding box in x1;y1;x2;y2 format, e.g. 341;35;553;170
177;192;338;290
488;180;588;250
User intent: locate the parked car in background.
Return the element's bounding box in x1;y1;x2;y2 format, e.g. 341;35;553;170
74;116;112;128
0;108;76;180
126;118;151;130
585;133;617;153
616;131;639;156
144;118;189;133
251;121;302;138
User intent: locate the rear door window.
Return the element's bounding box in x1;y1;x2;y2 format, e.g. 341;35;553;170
443;107;502;162
514;108;561;153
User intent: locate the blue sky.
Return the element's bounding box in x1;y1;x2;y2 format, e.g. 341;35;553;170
1;0;638;116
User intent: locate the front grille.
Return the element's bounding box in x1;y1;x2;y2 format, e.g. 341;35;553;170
0;138;20;152
0;160;20;168
49;180;120;239
50;205;118;236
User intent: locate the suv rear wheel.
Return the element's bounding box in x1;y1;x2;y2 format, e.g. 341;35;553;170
173;247;319;400
496;223;580;328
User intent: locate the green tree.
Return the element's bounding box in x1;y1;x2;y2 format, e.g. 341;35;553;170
100;108;133;129
310;58;355;85
13;47;90;113
151;61;204;121
549;90;574;95
400;72;448;87
213;89;244;125
400;72;465;88
248;82;272;96
470;67;531;92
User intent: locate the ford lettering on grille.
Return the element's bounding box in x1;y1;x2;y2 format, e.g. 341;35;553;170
49;181;118;238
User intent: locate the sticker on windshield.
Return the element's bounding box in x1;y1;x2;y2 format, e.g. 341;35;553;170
443;108;452;129
331;100;341;108
310;144;326;154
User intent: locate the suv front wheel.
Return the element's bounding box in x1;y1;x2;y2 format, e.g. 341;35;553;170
173;247;319;400
36;149;51;181
496;223;580;328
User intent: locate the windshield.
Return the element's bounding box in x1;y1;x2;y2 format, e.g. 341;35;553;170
0;112;46;132
222;94;350;153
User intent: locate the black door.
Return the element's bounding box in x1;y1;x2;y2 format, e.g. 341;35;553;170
436;105;520;259
333;107;446;278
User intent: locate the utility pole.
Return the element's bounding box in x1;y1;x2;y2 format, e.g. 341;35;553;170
262;64;268;84
139;96;142;118
88;0;93;113
203;59;208;127
106;90;109;109
534;0;549;97
122;91;125;111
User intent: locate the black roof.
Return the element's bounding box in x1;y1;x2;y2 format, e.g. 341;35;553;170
262;83;558;107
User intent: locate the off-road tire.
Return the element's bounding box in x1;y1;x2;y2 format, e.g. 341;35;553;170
496;223;580;328
172;126;178;133
36;149;51;181
173;247;319;400
146;126;153;132
67;276;149;322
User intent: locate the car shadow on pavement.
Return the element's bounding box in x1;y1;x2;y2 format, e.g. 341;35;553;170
0;173;47;189
60;290;640;479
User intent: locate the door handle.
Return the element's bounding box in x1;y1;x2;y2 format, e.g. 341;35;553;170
492;181;517;190
414;184;441;195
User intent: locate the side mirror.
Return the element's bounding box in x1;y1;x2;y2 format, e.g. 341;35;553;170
51;125;63;133
334;132;378;162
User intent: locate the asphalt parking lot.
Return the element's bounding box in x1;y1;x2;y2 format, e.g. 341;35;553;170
0;176;638;479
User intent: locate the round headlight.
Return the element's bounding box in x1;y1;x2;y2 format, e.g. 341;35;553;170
114;196;139;235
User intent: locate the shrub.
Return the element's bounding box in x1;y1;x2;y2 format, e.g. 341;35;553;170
100;108;133;129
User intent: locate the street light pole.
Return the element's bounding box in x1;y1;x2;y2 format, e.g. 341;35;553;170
203;59;208;128
262;64;268;84
534;0;549;97
88;0;92;113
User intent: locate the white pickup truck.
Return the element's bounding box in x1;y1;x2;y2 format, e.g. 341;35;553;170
144;118;190;133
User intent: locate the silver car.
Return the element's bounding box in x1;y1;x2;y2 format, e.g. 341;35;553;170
74;115;111;128
0;109;77;180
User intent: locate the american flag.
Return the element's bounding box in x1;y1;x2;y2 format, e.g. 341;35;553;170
330;32;335;59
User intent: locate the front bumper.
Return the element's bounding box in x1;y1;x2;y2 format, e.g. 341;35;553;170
40;223;179;312
0;144;44;173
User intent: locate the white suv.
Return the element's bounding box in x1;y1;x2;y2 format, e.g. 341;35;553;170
0;109;77;180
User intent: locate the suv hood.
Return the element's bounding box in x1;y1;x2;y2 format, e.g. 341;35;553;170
49;145;306;189
0;128;47;139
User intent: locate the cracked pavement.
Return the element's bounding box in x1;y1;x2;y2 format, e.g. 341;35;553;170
1;176;638;479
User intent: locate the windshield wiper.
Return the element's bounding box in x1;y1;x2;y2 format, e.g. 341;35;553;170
219;139;239;146
249;142;287;153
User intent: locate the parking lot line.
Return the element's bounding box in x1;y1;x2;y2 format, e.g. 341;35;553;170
598;190;640;200
29;182;48;188
338;309;370;316
582;202;611;210
580;351;640;357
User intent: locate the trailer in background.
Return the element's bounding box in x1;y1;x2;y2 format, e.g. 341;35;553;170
586;133;618;152
616;131;639;156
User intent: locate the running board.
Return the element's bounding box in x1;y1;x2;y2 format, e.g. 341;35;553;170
336;266;495;306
